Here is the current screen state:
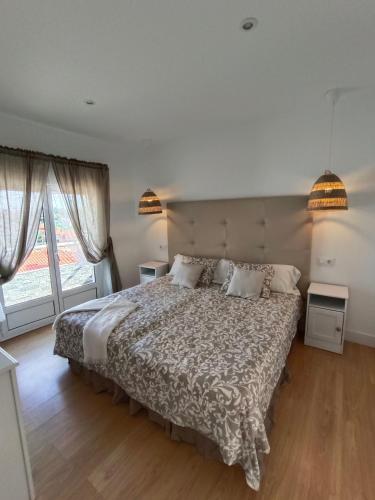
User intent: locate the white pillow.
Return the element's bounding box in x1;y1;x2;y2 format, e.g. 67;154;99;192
271;264;301;294
168;254;185;276
226;268;265;299
171;262;204;289
213;258;231;284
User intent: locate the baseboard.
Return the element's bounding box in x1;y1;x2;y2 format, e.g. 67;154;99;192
0;316;54;342
346;329;375;348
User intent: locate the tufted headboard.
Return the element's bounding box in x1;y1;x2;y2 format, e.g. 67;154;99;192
167;196;312;296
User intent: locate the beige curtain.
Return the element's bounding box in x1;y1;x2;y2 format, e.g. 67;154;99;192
0;152;49;286
52;161;122;292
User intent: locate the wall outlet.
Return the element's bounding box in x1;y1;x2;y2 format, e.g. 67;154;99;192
317;256;336;266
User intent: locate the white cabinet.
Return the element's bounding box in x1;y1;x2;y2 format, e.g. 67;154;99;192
307;307;344;344
139;261;169;284
0;348;34;500
305;283;349;354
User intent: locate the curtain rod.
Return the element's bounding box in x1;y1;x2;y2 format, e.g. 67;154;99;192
0;145;108;170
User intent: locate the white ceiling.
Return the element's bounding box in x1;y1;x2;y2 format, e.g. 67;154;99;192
1;0;375;142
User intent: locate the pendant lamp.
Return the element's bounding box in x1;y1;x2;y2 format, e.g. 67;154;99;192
307;89;348;211
138;189;162;215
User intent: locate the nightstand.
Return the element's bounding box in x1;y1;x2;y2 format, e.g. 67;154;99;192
305;283;349;354
139;261;169;284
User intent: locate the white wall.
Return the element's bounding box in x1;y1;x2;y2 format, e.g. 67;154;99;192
0;111;136;288
129;90;375;346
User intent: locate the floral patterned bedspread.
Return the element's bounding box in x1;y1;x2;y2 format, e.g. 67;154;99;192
54;276;301;490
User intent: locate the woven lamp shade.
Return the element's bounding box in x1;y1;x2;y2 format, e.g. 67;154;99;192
307;170;348;211
138;189;162;215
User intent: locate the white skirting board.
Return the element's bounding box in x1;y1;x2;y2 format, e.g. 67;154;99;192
346;329;375;348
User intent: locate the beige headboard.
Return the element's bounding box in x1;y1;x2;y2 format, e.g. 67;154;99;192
167;196;312;295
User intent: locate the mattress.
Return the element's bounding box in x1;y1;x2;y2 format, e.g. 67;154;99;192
54;276;301;490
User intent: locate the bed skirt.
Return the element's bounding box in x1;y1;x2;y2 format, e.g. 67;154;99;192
68;358;290;465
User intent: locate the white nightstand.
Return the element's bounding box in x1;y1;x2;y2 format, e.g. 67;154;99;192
139;261;169;284
305;283;349;354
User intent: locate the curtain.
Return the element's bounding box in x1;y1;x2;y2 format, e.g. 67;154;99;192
52;161;122;292
0;152;49;286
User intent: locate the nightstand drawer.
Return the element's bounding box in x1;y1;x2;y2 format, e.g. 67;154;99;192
307;306;344;345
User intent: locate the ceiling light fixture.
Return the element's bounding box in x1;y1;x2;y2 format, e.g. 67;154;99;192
241;17;258;31
307;89;348;211
138;189;162;215
84;99;96;106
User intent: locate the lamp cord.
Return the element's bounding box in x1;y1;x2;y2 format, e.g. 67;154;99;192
327;92;337;173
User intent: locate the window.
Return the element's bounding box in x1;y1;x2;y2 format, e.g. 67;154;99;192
2;212;53;306
0;178;98;335
51;189;95;291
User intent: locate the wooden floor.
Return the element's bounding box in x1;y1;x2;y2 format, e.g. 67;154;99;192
3;327;375;500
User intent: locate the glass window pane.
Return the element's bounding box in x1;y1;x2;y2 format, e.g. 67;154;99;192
51;191;95;291
3;213;53;306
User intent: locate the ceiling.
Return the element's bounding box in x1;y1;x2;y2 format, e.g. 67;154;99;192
1;0;375;142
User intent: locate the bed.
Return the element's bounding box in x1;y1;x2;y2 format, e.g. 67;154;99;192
54;195;312;490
